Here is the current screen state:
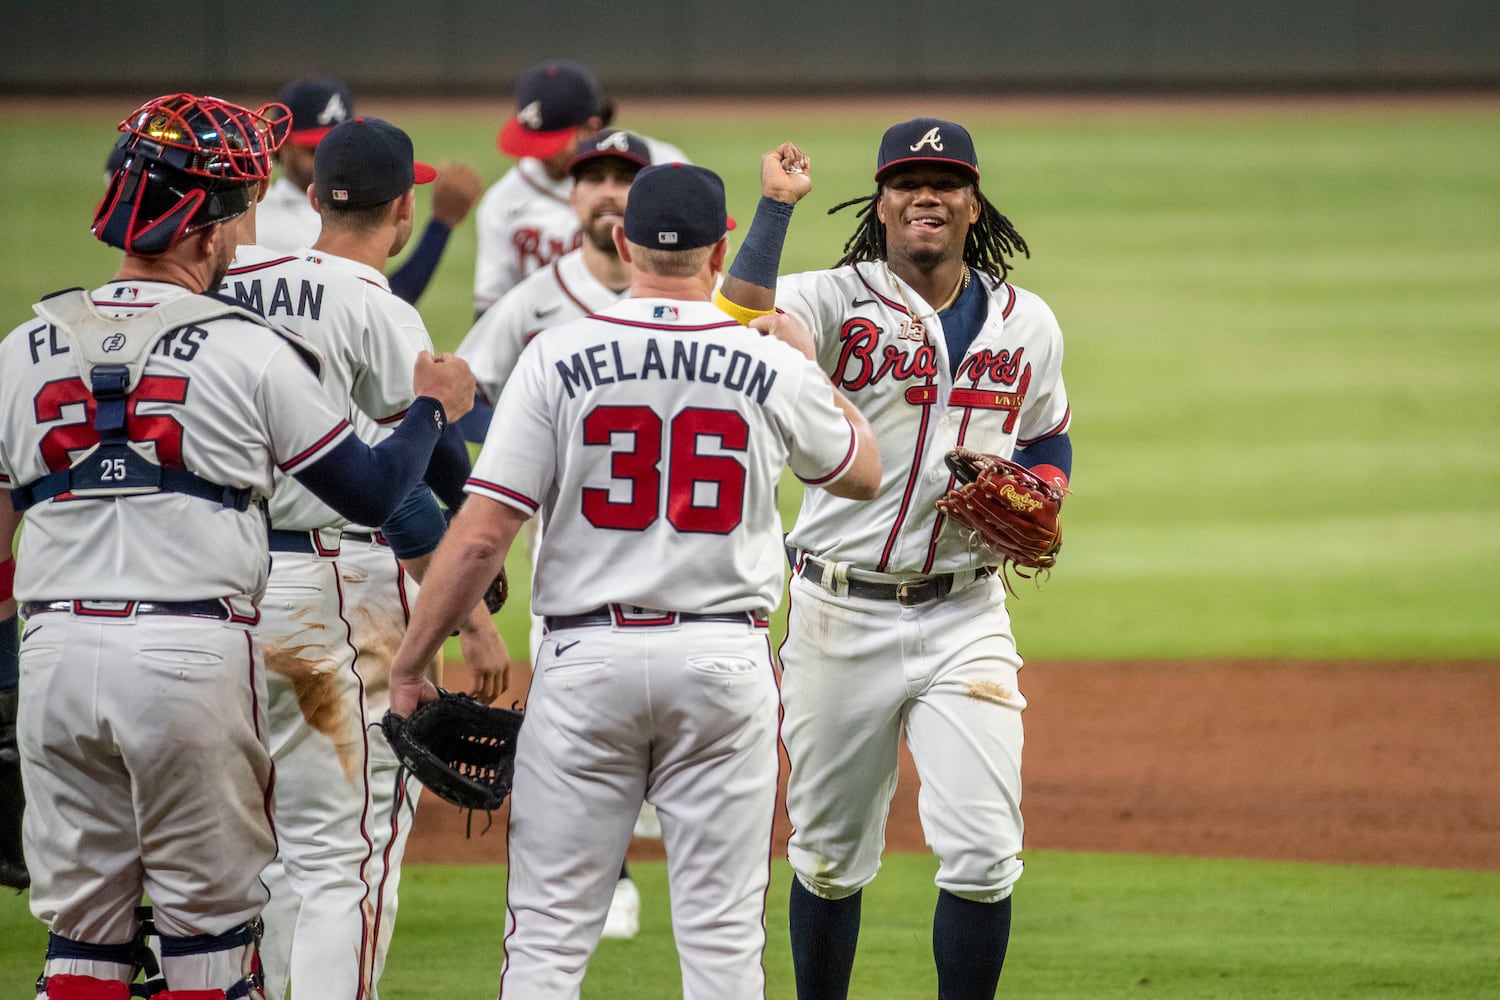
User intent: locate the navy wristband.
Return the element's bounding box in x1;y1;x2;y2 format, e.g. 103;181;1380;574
727;197;794;290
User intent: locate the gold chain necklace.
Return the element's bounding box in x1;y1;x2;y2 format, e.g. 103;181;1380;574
886;263;970;341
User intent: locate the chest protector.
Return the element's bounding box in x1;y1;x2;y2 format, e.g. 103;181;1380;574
10;288;320;512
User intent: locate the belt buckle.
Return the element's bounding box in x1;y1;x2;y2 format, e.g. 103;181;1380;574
895;579;925;607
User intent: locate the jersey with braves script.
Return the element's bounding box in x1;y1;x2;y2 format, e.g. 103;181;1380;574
467;297;860;616
255;176;321;254
222;247;433;531
458;247;626;405
0;280;353;602
776;262;1070;574
473;136;688;312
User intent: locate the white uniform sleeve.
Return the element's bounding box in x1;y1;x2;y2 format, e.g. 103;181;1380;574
778;351;860;488
465;343;554;516
351;295;431;427
473;182;521;313
257;344;357;473
1009;290;1071;444
774;271;848;375
455;295;533;406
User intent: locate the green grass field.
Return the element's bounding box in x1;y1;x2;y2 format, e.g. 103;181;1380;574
4;853;1499;996
1;97;1497;996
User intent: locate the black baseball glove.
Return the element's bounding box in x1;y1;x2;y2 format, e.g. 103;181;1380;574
381;690;523;813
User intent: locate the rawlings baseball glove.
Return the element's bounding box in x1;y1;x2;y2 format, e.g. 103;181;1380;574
935;448;1065;593
381;690;523;813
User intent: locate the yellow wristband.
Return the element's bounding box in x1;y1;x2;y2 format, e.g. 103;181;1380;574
713;289;775;327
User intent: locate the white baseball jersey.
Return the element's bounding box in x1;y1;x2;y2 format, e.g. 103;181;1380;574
776;262;1070;574
473;135;688;312
467;297;860;616
457;247;625;406
222;247;433;531
0;280;352;602
255;176;321;254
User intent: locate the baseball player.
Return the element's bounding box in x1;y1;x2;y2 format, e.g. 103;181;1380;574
457;126;657;938
219;116;504;1000
472;59;686;316
258;75;484;304
388;161;880;999
0;92;474;1000
717;121;1074;1000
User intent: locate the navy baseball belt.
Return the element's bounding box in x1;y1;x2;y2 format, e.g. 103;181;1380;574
794;553;996;607
267;528;342;556
544;604;770;632
340;530;389;546
20;599;234;621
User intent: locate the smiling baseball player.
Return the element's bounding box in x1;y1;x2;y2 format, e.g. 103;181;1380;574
220;116;496;1000
388;161;880;999
0;92;473;1000
718;121;1074;1000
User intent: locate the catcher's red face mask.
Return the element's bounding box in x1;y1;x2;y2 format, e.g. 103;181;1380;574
92;93;291;257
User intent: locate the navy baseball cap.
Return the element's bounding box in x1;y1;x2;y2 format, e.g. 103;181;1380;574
498;60;605;159
314;118;436;209
275;76;355;148
875;118;980;183
624;163;735;251
569;129;652;177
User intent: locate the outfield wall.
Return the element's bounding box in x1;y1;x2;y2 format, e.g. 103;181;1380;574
2;1;1496;96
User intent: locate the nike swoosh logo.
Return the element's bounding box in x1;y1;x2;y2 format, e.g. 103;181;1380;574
554;639;581;655
852;298;877;308
533;304;562;319
21;624;43;641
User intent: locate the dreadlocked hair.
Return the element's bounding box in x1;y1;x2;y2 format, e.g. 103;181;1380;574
827;185;1030;282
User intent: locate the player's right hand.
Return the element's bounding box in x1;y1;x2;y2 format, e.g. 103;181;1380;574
761;142;811;205
413;351;477;422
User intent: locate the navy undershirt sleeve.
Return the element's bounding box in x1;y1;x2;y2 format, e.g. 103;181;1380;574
1014;432;1073;480
424;420;472;511
379;484;448;560
387;221;451;305
457;393;494;445
292;397;446;526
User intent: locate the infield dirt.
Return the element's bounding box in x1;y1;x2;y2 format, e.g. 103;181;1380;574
405;659;1500;871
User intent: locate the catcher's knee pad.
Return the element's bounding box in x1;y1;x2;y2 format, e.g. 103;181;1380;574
154;923;263;1000
38;933;143;994
156;919;263;1000
39;975;133;999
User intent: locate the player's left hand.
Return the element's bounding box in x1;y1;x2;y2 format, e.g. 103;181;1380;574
750;310;816;361
761;142;811;205
458;602;510;705
431;162;484;229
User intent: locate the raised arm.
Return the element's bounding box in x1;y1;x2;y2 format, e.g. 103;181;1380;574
715;142;812;318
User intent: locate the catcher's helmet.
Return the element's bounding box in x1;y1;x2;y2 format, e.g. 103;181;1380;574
92;93;290;257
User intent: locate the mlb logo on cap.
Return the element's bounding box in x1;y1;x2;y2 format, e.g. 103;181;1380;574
875;117;980;182
623;163;736;252
314;118;437;209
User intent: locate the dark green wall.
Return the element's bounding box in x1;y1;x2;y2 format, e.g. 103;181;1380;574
3;1;1496;96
